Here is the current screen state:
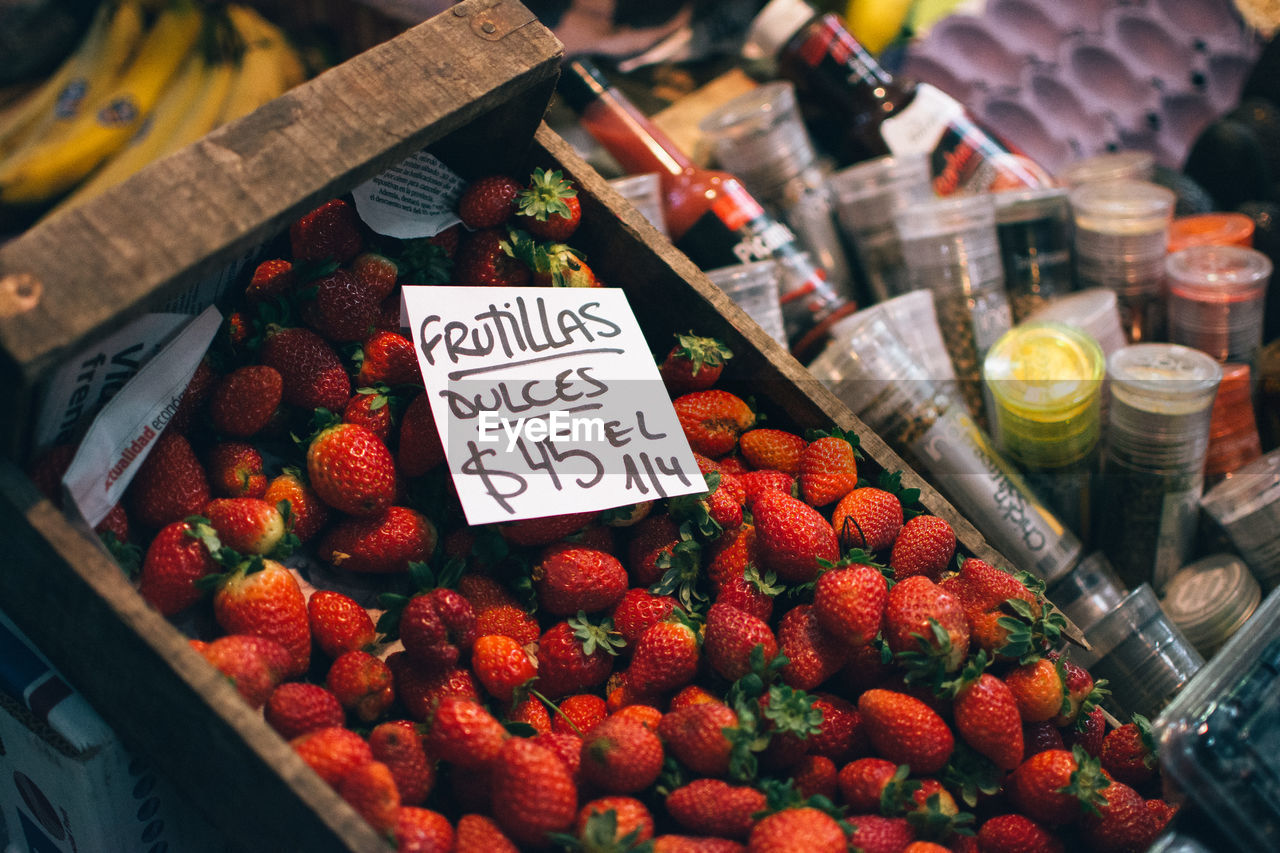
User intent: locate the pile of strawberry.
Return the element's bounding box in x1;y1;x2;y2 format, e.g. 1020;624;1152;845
26;173;1180;853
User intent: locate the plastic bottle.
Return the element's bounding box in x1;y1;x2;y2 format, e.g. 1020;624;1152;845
742;0;1053;194
556;58;854;359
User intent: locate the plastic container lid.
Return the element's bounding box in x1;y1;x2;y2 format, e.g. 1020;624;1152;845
984;322;1105;467
1069;179;1177;239
1026;288;1128;357
1058;150;1157;186
1166;244;1272;301
742;0;816;61
1204;363;1263;480
1200;448;1280;586
1161;553;1262;658
1107;344;1223;470
1168;212;1256;252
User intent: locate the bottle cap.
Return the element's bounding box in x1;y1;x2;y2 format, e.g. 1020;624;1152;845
1161;553;1262;658
1058;150;1156;186
556;57;612;113
1168;212;1256;252
742;0;816;61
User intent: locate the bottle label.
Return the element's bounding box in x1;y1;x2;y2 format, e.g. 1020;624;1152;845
881;84;1052;195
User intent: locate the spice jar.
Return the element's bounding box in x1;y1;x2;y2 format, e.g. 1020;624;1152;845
1094;344;1223;592
1161;554;1262;659
1165;244;1271;364
1201;448;1280;590
1058;150;1156;187
995;187;1075;321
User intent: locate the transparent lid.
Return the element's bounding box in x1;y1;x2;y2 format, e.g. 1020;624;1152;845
1165;245;1272;300
1069;180;1176;236
1161;553;1262;657
1025;289;1127;357
1168;212;1256;252
1058;150;1156;187
1108;344;1223;415
742;0;816;61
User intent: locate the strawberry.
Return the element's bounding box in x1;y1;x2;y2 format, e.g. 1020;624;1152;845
665;779;765;840
659;333;733;394
702;602;778;682
625;513;685;587
837;757;900;812
845;814;914;853
739;428;807;474
511;235;599;287
454;228;531;287
1007;746;1111;826
534;615;622;699
300;267;380;343
534;729;585;777
341;386;394;443
751;490;839;583
976;814;1064;853
307;591;374;661
1003;658;1067;723
807;693;866;764
579;715;665;794
792;754;839;801
610;702;663;731
265;682;345;740
396;391;446;478
259;325;351;413
291;725;374;787
831;486;902;552
472;633;536;702
777;603;847;690
516;167;581;241
349;251;399;302
857;689;954;775
498;510;598;548
738;469;796;506
126;430;211;530
289;198;363;263
457;572;519;612
554;693;608;736
489;737;579;846
193;634;291;709
1063;705;1107;757
338;759;400;835
474;604;540;647
355;329;422;388
748;807;847;853
169;356;217;434
574;797;655;844
651;835;746;852
246;258;295;303
457;174;522;228
138;518;220;615
610;587;678;648
211;557;311;678
263;468;331;543
511;695;553;735
318;506;436;573
889;515;956;583
953;558;1042;657
388;654;479;721
208;365;282;438
395;806;456;853
657;701;738;777
669;684;721;711
1024;720;1066;757
953;671;1024;770
397;587;478;670
327;649;395;722
425;696;509;769
813;562;888;647
797;433;859;508
207;440;268;498
306;423;396;517
533;545;629;616
625;618;700;696
204;497;287;555
711;549;777;624
1099;717;1157;788
1050;657;1095;727
455;813;519;853
883;575;970;674
672;389;756;458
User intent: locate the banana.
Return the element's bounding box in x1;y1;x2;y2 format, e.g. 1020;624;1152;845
0;1;205;206
216;4;302;125
0;0;147;162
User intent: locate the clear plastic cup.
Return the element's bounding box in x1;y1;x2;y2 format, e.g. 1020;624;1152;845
829;290;958;389
698;81;816;202
607;173;668;237
1201;448;1280;590
1057;150;1157;186
994;186;1075;321
1046;550;1129;634
1166;245;1272;364
704;261;788;346
1025;288;1128;358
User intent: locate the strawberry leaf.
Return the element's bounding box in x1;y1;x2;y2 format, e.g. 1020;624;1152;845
569;611;625;657
941;741;1003;809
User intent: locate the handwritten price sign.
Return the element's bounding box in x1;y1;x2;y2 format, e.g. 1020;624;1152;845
403;286;705;526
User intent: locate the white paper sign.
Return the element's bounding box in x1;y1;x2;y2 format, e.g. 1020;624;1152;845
351;150;465;239
403;286;705;526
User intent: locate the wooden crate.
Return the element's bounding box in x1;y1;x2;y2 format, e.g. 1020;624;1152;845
0;1;1079;848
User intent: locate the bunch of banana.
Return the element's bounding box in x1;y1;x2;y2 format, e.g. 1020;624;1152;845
0;1;312;217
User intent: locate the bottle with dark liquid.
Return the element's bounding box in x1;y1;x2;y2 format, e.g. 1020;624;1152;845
742;0;1053;195
556;58;855;359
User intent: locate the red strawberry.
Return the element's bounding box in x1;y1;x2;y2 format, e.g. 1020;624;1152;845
657;701;738;777
702;602;778;682
425;696;509;769
672;389;756;458
610;587;678;648
625;513;684;587
138;518;220;615
666;779;767;840
659;333;733;394
204;497;287;555
797;434;859;507
126;430;211;530
264;682;345;740
337;759;400;835
1080;780;1161;852
341;387;394;443
1024;720;1066;757
575;797;655;844
169;357;217;434
327;649;395;722
350;251;399;302
791;754;838;802
263;468;331;543
211;558;311;678
1099;718;1158;788
194;634;291;709
95;503;132;546
290;726;374;787
954;672;1024;770
457;572;519;612
807;693;866;764
812;562;888;647
457;175;522;228
317;506;436;573
533;545;628;615
208;365;282;437
883;575;970;673
498;509;597;548
739;469;796;506
356;330;421;389
206;440;268;498
1003;658;1068;723
739;428;807;474
259;325;351;412
388;654;479;722
748;807;847;853
245;258;295;303
857;689;954;775
396;391;446;478
1050;657;1095;727
889;515;956;582
455;813;519;853
1007;747;1111;826
651;834;746;852
1065;705;1107;757
953;557;1041;656
399;588;478;671
844;814;913;853
533;616;621;699
625;618;700;696
454;228;531;287
751;490;839;583
836;757;899;812
977;814;1064;853
474;604;540;647
489;737;579;846
301;267;380;343
511;695;552;735
777;603;847;690
554;694;607;736
306;423;396;516
580;715;665;794
289;198;363;263
471;633;536;702
831;486;903;552
516;167;581;240
395;806;456;853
